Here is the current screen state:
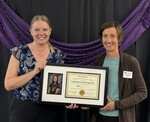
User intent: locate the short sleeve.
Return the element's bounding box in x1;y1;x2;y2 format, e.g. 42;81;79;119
10;45;23;60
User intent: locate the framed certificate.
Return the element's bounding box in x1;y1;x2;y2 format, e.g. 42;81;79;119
39;63;108;107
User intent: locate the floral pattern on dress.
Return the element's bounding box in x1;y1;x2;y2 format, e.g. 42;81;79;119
10;44;66;102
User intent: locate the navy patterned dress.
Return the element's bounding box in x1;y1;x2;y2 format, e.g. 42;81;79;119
10;44;66;102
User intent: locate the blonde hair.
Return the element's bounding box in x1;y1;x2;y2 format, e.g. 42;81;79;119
30;15;52;28
30;15;54;51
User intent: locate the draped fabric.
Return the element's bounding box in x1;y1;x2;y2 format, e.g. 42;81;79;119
0;0;150;65
0;0;150;122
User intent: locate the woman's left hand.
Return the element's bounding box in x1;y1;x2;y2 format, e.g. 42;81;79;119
101;96;115;111
80;106;89;110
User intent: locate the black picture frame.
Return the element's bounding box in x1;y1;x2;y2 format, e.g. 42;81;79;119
39;63;108;107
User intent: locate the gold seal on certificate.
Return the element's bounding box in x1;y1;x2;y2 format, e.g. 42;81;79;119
79;90;85;96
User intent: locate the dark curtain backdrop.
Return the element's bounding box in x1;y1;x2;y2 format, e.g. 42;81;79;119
0;0;150;122
4;0;141;43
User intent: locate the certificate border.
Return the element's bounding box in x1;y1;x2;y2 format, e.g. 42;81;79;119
65;71;100;100
39;63;108;107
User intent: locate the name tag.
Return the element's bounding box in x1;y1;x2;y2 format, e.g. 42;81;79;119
123;71;133;79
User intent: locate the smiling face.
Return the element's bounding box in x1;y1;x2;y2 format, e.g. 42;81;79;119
99;21;123;57
102;27;119;56
30;20;52;45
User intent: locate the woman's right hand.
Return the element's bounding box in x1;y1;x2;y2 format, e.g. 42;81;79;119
66;103;79;109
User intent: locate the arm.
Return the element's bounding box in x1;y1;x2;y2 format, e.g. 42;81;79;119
55;88;60;94
47;87;51;94
4;55;46;91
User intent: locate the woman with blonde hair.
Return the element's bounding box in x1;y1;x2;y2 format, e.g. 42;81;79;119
4;15;66;122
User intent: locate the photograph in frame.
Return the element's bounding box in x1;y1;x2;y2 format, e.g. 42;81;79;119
39;63;108;107
47;73;63;95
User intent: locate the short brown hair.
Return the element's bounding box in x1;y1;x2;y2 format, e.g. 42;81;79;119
99;21;124;44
